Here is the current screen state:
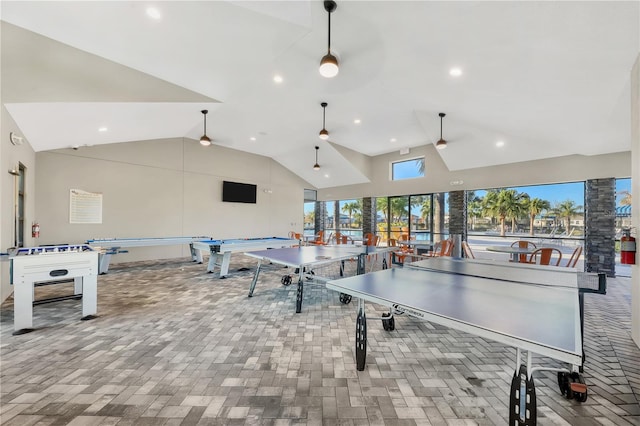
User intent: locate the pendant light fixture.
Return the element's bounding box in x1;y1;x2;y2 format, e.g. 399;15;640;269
319;102;329;140
200;110;211;146
436;112;447;150
313;146;321;170
319;1;339;78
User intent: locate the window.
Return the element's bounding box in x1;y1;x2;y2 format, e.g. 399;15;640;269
391;157;424;180
467;182;585;238
15;163;26;247
615;178;633;237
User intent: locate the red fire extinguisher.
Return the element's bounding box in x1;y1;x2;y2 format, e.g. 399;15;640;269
32;222;40;238
620;229;636;265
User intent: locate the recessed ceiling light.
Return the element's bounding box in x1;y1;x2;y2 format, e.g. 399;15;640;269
98;127;108;132
354;119;361;124
273;75;283;84
146;7;161;20
390;138;397;143
496;140;505;147
324;174;330;178
449;67;463;77
250;137;256;141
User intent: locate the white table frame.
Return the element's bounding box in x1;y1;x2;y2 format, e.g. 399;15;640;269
10;246;99;335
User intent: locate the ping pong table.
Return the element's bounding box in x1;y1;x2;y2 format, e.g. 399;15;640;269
192;237;299;278
326;257;606;426
245;244;394;313
87;236;213;273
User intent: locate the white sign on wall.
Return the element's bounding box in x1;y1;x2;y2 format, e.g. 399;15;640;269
69;189;103;224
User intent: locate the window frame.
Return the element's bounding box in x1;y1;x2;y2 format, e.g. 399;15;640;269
390;156;425;181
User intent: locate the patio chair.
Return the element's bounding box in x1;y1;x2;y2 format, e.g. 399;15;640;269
462;241;475;259
527;247;562;266
565;246;583;268
510;240;537;263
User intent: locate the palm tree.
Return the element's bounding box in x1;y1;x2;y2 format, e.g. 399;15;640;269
420;197;432;229
390;197;409;223
304;211;315;226
553;200;583;235
467;192;483;231
525;197;550;236
342;201;360;228
376;198;389;223
618;190;632;206
482;189;525;237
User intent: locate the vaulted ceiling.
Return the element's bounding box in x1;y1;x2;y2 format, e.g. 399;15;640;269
2;1;638;188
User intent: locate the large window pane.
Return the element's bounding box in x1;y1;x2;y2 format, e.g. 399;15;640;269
468;183;584;238
303;202;315;238
409;195;431;242
338;199;363;239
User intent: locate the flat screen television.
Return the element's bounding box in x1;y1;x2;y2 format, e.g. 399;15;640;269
222;181;257;204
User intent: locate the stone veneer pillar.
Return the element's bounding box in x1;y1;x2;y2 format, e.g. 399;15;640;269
585;178;616;276
448;191;467;257
314;201;327;236
362;197;376;238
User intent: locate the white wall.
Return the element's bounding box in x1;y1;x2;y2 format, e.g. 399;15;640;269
31;138;308;278
631;54;639;347
1;107;37;302
317;145;631;200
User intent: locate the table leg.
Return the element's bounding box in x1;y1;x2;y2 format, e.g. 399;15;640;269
356;254;365;275
13;280;34;335
356;298;367;371
248;260;262;297
81;275;98;320
219;252;232;278
295;276;304;313
190;243;203;263
98;252;111;274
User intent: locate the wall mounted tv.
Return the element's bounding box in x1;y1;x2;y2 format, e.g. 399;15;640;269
222;181;257;204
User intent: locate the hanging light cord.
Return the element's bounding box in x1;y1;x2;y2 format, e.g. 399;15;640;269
204;113;207;135
327;10;332;54
322;106;326;128
440;115;443;139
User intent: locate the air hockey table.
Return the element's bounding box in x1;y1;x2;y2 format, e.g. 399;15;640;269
8;244;99;335
192;236;300;278
86;236;213;273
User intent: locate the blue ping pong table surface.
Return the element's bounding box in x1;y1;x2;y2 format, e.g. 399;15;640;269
327;257;582;364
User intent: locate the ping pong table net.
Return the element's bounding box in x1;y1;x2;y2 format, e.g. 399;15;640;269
411;260;606;294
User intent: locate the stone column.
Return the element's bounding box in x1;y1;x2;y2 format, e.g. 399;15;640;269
362;197;376;238
314;201;327;236
585;178;616;276
448;191;467;257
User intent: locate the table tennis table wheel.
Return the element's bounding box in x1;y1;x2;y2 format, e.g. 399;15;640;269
557;372;570;397
339;293;352;304
281;275;293;286
381;313;395;331
557;372;588;402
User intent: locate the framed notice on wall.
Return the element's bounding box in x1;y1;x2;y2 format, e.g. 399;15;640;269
69;189;103;224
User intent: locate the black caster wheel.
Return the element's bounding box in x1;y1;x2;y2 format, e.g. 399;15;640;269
557;372;570;397
281;275;292;286
381;313;395;331
339;293;352;304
